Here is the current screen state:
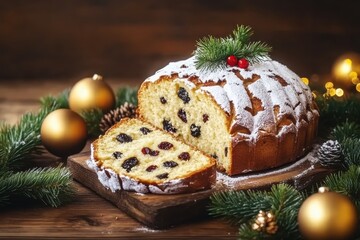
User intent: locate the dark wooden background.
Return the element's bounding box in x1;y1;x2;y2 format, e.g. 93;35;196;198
1;0;360;85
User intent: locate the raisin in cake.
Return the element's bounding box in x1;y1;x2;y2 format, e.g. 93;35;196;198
138;56;319;176
88;118;216;194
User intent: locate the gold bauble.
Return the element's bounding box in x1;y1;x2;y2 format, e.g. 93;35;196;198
41;109;87;157
298;187;358;240
68;74;115;113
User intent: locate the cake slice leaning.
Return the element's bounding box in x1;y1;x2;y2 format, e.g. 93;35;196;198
87;118;216;194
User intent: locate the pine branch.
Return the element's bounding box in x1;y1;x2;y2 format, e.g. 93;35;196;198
341;138;360;167
0;166;74;207
80;108;104;137
330;121;360;143
0;91;69;171
209;189;271;224
209;184;303;239
115;87;138;107
316;95;360;133
194;25;271;71
322;165;360;208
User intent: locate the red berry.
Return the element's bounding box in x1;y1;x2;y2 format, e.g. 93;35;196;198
238;58;249;69
226;55;238;67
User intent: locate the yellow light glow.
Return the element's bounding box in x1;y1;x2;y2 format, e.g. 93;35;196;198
339;59;352;75
335;88;344;97
301;77;309;85
349;71;358;79
351;77;360;85
312;92;317;99
325;82;334;89
329;88;336;96
356;83;360;92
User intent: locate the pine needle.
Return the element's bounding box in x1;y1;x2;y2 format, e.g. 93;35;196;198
0;166;74;207
194;25;271;71
322;165;360;208
209;184;303;239
115;87;138;107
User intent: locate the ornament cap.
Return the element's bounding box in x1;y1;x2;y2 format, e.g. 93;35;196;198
318;186;330;193
92;74;103;81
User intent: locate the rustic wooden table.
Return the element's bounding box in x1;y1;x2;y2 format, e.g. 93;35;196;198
0;79;238;239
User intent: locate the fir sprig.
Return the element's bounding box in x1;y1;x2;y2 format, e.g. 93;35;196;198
0;90;74;208
0;166;74;207
0;91;69;171
330;121;360;143
194;25;272;71
322;165;360;208
209;184;303;239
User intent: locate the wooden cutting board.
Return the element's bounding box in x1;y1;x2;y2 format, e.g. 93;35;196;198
67;147;332;229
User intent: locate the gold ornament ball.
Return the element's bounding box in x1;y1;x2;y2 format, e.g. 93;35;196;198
68;74;115;113
298;187;358;240
41;109;88;157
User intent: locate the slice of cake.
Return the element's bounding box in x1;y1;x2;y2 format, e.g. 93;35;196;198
88;118;216;194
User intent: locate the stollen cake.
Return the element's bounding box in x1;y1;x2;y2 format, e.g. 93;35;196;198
88;118;216;194
138;56;319;176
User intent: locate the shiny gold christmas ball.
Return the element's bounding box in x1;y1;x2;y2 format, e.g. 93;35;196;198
298;187;358;240
68;74;115;113
41;109;88;157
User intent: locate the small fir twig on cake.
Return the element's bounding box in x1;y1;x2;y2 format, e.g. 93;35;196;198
194;25;272;71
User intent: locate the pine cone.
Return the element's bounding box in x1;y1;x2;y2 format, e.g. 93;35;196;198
99;102;137;133
252;210;278;235
317;140;343;167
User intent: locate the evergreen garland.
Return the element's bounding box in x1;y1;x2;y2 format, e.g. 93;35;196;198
194;25;271;71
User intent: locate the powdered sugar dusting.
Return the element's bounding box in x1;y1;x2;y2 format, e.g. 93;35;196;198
145;56;318;139
89;144;193;194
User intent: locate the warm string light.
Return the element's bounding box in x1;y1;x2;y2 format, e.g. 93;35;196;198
302;54;360;98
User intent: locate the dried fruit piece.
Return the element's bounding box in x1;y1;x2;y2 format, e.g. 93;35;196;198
141;147;159;156
160;96;167;104
177;109;187;123
158;141;174;150
146;165;158;172
121;157;139;172
162;119;177;133
141;147;151;155
203;114;209;123
140;127;152;135
112;151;123;159
116;133;133;143
163;161;178;168
156;173;169;179
211;153;218;160
177;87;190;104
178;152;190;161
225;147;228;157
190;124;201;138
